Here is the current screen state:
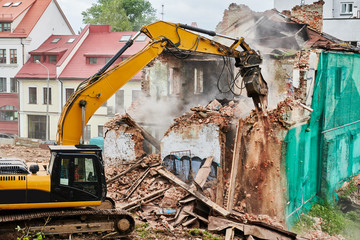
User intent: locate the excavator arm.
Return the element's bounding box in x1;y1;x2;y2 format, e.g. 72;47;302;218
57;21;268;145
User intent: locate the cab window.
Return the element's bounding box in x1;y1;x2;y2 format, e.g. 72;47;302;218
60;158;70;185
74;157;97;182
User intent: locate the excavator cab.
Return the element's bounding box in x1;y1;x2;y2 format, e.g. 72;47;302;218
48;145;107;204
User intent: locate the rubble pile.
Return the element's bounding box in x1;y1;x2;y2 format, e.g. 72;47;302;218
164;99;238;136
245;97;307;129
106;153;164;203
104;151;297;240
0;144;50;163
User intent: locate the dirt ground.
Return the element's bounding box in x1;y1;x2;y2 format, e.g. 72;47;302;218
0;144;50;163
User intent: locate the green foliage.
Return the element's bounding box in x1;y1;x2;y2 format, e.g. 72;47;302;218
16;226;45;240
292;214;315;234
309;203;345;235
135;222;150;238
188;228;223;240
292;202;360;239
82;0;156;31
16;217;50;240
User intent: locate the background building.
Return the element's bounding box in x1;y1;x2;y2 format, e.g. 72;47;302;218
0;0;74;135
16;25;149;141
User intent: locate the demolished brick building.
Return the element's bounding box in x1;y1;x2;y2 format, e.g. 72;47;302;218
104;0;360;230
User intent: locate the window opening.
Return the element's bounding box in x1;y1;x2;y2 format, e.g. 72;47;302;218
135;34;147;42
29;87;37;104
120;35;132;42
12;2;21;7
0;49;6;63
51;38;61;44
2;2;12;7
60;158;70;185
10;49;17;64
67;38;75;43
49;55;57;63
0;78;6;92
43;87;52;105
341;2;353;14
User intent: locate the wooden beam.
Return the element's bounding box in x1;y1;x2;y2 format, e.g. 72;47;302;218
193;156;214;188
122;188;169;210
225;228;235;240
226;119;243;210
183;209;209;224
106;158;143;184
156;167;230;217
216;166;224;207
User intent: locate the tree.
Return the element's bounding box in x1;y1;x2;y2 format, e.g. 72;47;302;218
82;0;156;32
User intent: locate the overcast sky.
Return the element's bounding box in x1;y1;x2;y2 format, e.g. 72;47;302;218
57;0;274;33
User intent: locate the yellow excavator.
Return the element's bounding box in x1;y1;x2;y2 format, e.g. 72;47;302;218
0;21;268;238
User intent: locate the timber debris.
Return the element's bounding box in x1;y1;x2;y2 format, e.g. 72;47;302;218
105;154;298;240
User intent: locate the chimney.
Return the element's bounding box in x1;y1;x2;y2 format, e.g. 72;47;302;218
290;0;324;32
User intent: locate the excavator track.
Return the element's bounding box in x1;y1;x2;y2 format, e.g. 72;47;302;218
0;208;134;239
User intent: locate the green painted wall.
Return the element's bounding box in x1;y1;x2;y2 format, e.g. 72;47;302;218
283;51;360;227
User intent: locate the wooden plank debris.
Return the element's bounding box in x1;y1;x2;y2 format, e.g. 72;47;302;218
208;216;295;240
107;158;143;184
216;166;224;207
156;166;230;217
225;228;235;240
124;168;151;199
183;209;209;224
182;217;198;227
173;203;195;227
122;188;169;210
193;156;214;188
227;119;243;210
208;216;244;232
243;224;293;240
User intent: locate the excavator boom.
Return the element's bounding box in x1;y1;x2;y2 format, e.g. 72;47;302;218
57;21;268;145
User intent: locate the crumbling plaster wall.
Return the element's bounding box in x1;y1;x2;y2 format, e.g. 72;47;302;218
103;124;145;167
104;129;137;164
232;99;309;226
161;123;225;165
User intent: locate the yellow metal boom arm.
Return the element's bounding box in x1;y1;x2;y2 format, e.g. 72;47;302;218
57;21;267;145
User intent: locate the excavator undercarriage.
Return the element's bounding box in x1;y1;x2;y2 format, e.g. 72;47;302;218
0;208;134;239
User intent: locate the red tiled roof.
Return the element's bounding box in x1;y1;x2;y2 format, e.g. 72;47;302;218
0;0;51;37
59;25;149;80
29;34;77;54
16;34;77;79
0;0;35;21
16;25;150;80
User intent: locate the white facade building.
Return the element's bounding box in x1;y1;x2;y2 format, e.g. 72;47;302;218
0;0;74;135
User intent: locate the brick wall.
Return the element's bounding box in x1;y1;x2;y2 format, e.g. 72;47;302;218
290;0;324;32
